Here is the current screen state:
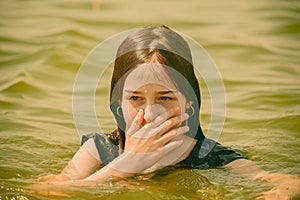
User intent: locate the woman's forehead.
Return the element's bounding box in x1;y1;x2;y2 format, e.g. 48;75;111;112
124;63;177;91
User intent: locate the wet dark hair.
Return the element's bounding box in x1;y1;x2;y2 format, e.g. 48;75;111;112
109;25;205;149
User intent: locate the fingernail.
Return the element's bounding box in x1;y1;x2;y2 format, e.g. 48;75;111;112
184;113;189;119
180;126;189;134
138;109;143;115
185;126;189;132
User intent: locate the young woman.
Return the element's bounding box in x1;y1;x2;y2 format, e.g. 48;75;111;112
37;25;299;199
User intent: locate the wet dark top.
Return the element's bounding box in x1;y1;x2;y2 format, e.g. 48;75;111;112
81;133;247;168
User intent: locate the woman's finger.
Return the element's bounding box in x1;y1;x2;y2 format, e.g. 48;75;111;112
126;109;144;135
156;126;189;146
157;140;184;157
149;106;181;127
158;113;189;134
132;112;189;139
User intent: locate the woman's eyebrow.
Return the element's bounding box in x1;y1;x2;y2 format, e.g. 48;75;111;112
124;89;141;94
158;90;177;94
124;89;178;94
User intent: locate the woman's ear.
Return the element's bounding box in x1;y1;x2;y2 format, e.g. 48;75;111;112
118;99;122;106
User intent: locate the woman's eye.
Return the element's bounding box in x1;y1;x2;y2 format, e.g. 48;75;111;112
130;96;142;101
159;96;173;101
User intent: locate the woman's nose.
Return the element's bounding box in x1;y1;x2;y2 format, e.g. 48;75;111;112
143;104;166;123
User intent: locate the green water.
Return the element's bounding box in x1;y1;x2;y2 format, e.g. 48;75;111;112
0;0;299;199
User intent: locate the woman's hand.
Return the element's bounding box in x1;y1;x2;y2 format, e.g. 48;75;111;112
37;174;71;183
125;106;189;153
107;107;189;174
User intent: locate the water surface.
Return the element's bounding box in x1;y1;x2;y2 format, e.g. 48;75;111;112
0;0;299;199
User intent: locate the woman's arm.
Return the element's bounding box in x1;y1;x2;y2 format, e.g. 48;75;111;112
36;139;183;187
224;158;268;180
38;144;101;182
225;158;300;200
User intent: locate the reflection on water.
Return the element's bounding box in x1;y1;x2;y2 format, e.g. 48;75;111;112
0;0;299;199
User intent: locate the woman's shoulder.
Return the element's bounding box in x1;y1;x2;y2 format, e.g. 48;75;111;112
81;130;120;146
81;131;120;165
178;138;248;169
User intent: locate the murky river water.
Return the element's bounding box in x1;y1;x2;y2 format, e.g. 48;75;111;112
0;0;299;199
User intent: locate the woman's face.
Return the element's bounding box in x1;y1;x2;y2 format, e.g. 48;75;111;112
121;63;188;129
